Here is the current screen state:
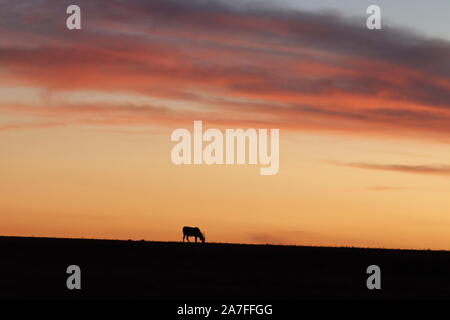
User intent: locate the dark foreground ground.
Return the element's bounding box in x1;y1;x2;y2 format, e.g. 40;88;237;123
1;236;450;300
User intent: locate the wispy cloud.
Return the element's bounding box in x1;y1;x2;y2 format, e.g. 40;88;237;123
1;0;449;139
333;161;450;176
0;121;66;131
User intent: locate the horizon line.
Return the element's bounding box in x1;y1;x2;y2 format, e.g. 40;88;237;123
1;234;448;253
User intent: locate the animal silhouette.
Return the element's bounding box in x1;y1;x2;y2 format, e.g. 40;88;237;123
182;226;206;243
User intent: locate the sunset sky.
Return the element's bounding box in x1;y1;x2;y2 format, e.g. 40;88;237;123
1;0;450;249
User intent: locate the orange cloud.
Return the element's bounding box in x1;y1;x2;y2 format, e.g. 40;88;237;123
1;0;449;141
333;162;450;176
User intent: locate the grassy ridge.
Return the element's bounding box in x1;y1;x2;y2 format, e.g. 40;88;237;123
1;236;450;299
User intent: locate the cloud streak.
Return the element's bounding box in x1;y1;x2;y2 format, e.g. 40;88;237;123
0;0;449;139
0;121;66;131
334;162;450;176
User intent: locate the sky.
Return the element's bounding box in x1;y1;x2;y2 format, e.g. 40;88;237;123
1;0;450;249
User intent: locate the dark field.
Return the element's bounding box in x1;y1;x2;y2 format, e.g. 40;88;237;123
1;236;450;300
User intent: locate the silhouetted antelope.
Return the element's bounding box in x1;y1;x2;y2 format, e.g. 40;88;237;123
182;226;206;243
